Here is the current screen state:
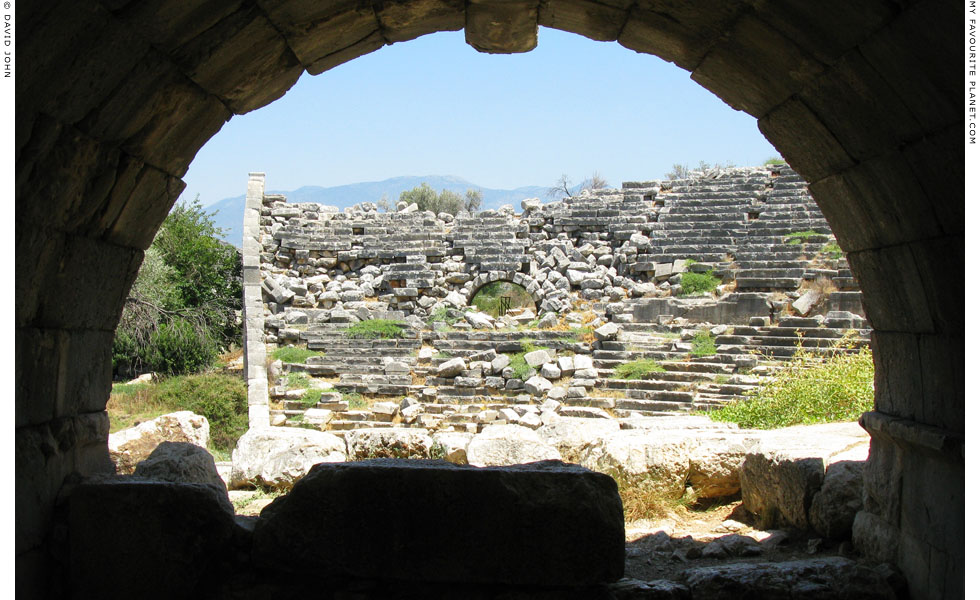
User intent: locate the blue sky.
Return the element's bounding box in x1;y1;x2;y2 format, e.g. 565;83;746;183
180;28;780;206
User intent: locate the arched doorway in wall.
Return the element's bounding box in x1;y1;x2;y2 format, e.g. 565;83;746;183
468;276;543;317
16;2;963;598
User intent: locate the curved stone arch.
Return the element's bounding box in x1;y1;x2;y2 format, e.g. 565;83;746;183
16;2;962;598
461;270;554;314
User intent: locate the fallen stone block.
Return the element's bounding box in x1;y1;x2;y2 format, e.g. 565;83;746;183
345;427;433;460
230;427;347;489
108;411;210;474
739;422;869;531
251;459;624;586
68;478;237;599
467;424;561;467
133;441;228;498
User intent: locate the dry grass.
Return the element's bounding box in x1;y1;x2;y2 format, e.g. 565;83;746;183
611;472;695;522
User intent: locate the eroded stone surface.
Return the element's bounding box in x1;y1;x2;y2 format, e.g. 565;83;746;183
108;411;210;474
230;427;346;489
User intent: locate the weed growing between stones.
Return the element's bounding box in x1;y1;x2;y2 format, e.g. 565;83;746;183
609;471;695;522
690;330;716;357
508;354;534;380
344;392;367;410
707;344;873;429
271;346;323;363
784;230;821;245
820;241;843;259
285;372;312;389
680;271;721;296
613;359;666;380
345;319;408;339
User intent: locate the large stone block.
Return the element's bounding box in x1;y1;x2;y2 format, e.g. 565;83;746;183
251;459;624;586
68;478;237;599
230;426;347;489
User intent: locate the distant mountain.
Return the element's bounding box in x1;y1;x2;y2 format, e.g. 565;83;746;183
208;175;555;247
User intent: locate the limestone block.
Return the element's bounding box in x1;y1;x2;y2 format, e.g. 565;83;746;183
683;557;896;599
490;354;511;373
547;386;568;400
808;444;868;540
538;311;559;328
345;428;432;460
133;441;228;498
572;354;594;371
229;427;346;489
523;349;553;368
251;460;623;585
581;430;697;499
435;357;466;378
792;289;821;316
524;375;553;397
739;422;869;530
538;418;622;464
108;411;210;475
557;355;575;375
540;363;562;380
466;425;561;468
594;322;621;341
432;432;473;465
518;412;543;429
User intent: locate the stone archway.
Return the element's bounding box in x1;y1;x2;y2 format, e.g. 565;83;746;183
464;271;548;314
16;2;962;598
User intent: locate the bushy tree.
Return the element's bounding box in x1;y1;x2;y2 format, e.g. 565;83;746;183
399;183;482;214
113;198;243;376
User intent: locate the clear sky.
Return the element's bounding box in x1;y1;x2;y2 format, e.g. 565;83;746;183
180;27;780;206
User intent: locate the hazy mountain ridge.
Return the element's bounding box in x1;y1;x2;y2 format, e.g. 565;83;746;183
207;175;560;247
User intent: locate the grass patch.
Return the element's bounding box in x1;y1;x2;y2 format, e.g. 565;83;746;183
232;487;286;511
609;471;694;522
764;156;786;165
785;230;821;245
284;371;312;389
613;359;666;380
690;330;717;357
820;241;843;259
298;388;322;408
344;392;366;410
708;345;873;429
427;306;454;325
345;319;407;339
680;271;721;296
508;353;534;380
271;346;322;363
109;373;248;453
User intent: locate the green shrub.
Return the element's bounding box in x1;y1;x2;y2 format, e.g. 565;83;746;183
764;156;786;165
613;359;666;380
680;271;721;296
271;346;323;364
345;319;406;339
708;346;873;429
690;330;716;357
143;317;219;375
152;373;248;451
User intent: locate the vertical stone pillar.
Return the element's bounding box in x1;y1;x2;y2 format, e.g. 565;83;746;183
242;173;270;429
